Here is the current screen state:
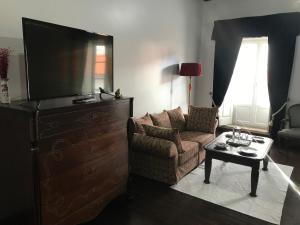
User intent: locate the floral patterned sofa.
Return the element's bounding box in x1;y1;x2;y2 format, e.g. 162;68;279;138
127;106;218;185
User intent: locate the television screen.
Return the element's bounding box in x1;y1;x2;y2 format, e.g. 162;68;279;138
22;18;113;101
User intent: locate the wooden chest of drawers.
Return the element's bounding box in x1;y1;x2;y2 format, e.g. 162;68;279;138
0;97;133;225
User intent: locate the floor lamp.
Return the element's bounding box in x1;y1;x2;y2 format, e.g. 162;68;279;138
179;63;202;106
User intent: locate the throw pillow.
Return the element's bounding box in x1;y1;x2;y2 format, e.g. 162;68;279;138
133;113;153;134
143;124;183;153
186;106;218;133
150;111;172;128
166;107;186;131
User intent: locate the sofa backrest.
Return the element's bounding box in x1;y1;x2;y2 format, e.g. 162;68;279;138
288;104;300;128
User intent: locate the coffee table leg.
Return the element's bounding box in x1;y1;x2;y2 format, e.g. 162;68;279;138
250;164;259;197
262;156;269;171
204;156;212;184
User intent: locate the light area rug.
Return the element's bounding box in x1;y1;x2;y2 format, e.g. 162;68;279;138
171;160;293;225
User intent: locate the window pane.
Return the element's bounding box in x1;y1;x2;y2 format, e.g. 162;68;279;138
228;42;258;105
256;42;270;107
96;55;106;62
95;45;106;76
96;45;105;55
95;78;104;91
95;62;106;76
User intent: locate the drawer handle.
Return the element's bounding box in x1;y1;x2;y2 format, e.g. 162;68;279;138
51;139;69;151
30;146;39;152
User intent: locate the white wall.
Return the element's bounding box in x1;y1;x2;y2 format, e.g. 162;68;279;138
195;0;300;107
0;0;201;116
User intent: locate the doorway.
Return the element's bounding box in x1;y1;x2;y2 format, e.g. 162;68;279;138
219;37;270;131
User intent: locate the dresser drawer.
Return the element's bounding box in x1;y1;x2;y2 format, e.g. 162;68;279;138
42;183;127;225
39;154;128;225
52;183;126;225
40;156;128;205
38;129;128;180
38;101;130;139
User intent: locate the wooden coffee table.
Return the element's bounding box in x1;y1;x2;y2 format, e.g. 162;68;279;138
204;132;273;197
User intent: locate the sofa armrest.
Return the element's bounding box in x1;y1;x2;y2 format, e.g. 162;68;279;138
131;133;178;158
280;118;289;129
184;114;189;122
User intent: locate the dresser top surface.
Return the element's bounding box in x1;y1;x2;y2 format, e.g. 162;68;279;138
0;95;133;114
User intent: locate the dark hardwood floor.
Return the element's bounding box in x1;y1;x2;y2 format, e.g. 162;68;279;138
84;143;300;225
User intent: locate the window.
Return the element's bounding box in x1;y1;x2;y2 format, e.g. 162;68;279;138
219;37;270;130
94;45;106;92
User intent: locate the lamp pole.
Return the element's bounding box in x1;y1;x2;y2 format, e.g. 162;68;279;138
188;76;192;106
179;63;202;110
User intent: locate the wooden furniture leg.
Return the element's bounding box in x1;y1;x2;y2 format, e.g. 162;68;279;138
262;155;269;171
250;163;260;197
204;155;212;184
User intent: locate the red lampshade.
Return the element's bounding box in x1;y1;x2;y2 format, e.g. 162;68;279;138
179;63;202;76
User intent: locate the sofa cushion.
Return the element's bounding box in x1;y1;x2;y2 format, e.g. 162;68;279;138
186;106;218;133
143;124;183;153
166;107;186;131
133;113;153;134
150;111;172;128
180;131;214;147
278;128;300;139
132;133;178;158
179;141;199;166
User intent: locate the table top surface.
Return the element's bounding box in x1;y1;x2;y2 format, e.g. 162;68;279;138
204;132;273;161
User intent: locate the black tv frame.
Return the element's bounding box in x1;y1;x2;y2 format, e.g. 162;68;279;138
22;17;114;101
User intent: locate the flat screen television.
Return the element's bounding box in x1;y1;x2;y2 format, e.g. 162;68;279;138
22;18;113;101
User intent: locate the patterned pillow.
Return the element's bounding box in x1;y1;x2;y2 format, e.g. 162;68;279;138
143;124;183;153
166;107;186;131
150;111;172;128
186;106;218;133
133;113;153;134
